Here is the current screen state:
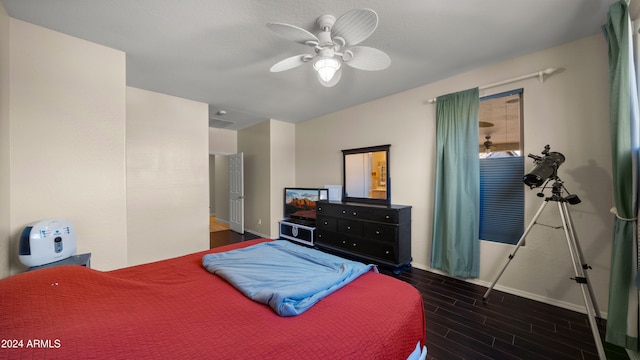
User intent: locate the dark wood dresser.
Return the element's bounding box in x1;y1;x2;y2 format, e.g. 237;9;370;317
315;201;412;273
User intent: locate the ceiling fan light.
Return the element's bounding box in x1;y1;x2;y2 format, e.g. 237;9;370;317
313;57;341;82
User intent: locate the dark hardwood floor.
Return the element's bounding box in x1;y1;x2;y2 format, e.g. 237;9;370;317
379;266;629;360
209;229;262;249
211;234;629;359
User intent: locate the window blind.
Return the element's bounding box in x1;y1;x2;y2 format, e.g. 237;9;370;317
479;156;524;244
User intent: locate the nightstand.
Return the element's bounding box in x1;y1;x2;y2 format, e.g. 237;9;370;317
27;253;91;271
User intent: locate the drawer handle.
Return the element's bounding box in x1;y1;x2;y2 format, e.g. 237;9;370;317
352;212;357;216
352;243;357;247
318;207;322;211
342;240;346;244
347;226;351;230
342;210;346;214
385;215;390;219
324;221;328;225
385;250;390;254
375;230;380;235
318;234;322;238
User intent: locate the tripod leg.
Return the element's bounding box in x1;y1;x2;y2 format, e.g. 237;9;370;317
558;202;606;360
482;200;549;302
560;201;602;319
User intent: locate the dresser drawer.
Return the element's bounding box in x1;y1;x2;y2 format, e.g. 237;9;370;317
363;222;398;243
350;238;396;263
314;201;411;272
337;219;363;237
316;229;340;247
317;232;355;252
320;203;371;219
368;208;401;223
343;206;400;224
317;202;402;223
316;216;337;232
279;221;315;246
316;203;344;217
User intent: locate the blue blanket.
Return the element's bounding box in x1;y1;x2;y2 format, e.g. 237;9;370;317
202;240;375;316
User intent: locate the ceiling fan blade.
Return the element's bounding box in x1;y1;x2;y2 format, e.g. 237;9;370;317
270;54;313;72
266;22;319;45
318;68;342;87
343;46;391;71
331;8;378;46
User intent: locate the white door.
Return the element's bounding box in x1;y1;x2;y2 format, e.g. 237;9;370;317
229;152;244;234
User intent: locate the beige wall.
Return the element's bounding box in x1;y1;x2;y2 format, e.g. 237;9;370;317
236;119;295;238
0;15;210;275
7;19;128;273
238;121;272;238
0;4;10;278
208;127;237;221
269;120;295;236
631;2;640;20
209;127;237;155
126;87;209;266
296;34;613;313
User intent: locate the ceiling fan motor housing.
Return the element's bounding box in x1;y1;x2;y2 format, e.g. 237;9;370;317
317;14;336;31
317;31;335;48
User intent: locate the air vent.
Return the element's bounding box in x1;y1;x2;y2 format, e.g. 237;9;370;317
209;118;234;128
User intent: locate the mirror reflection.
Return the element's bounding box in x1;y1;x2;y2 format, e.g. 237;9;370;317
342;145;390;204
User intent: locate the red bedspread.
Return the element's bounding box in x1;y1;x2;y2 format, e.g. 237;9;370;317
0;239;426;359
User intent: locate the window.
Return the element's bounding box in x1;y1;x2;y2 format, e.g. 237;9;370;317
479;89;524;244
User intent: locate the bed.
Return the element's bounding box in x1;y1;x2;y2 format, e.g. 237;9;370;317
0;239;426;359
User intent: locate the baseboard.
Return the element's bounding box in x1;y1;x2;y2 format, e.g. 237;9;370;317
243;228;271;239
411;262;608;319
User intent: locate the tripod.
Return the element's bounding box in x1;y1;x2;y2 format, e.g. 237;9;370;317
482;178;606;360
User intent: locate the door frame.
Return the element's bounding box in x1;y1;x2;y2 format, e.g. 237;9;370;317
228;152;244;234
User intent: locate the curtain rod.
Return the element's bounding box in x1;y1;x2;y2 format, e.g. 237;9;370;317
427;67;559;103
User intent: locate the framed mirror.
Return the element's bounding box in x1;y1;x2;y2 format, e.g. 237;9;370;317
342;144;390;205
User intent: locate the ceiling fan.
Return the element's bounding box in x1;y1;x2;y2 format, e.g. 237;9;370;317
266;8;391;87
483;135;494;153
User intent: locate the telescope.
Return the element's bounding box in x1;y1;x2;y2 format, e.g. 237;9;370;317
486;144;603;359
523;145;565;188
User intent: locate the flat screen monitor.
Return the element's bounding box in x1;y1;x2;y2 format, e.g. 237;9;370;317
283;188;328;222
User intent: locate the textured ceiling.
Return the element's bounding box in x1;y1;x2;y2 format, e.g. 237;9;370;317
2;0;616;130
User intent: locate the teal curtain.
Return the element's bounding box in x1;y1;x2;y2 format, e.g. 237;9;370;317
431;88;480;278
603;0;639;351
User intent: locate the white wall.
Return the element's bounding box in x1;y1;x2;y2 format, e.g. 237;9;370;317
0;3;10;278
126;87;209;266
296;34;613;313
6;19;128;273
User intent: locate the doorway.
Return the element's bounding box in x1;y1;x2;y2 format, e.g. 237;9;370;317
209;154;231;225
